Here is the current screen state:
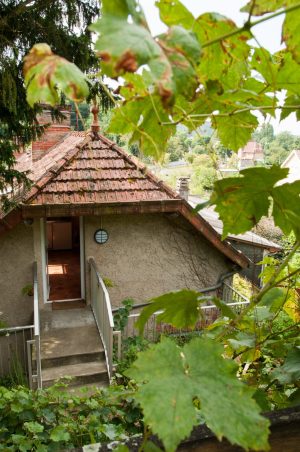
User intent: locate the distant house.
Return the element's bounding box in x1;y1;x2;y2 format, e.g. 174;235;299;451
281;150;300;183
238;141;264;169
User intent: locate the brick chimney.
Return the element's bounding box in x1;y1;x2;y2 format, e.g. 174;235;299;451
177;177;190;200
32;106;72;162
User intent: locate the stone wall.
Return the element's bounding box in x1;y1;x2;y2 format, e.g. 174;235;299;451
0;223;35;326
84;213;232;308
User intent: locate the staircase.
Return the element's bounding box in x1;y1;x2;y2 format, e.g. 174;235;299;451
40;307;109;389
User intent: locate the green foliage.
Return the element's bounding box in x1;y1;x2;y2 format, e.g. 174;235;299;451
126;337;270;452
0;0;99;199
23;1;300;157
116;336;150;378
208;165;300;240
20;2;300;450
135;290;206;335
252;126;300;165
0;382;142;449
114;299;134;332
21;284;33;297
272;347;300;384
0;354;27;389
24;44;89;107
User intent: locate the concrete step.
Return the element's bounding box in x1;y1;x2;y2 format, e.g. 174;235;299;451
40;325;104;365
42;361;108;388
40;351;105;369
40;307;96;332
39;306;110;388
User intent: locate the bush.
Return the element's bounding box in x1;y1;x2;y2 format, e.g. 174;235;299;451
0;382;142;449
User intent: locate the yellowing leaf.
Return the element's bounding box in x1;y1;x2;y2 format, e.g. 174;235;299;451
23;43;89;106
284;292;300;322
90;0;201;105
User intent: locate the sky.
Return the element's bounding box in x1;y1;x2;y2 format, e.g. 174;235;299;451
139;0;300;135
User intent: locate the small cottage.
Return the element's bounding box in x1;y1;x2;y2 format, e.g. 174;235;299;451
0;107;249;387
0;107;249;327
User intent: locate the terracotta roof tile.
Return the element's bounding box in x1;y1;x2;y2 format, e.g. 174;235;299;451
25;134;178;206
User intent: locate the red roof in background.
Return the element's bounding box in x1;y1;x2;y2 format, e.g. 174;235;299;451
25;132;178;206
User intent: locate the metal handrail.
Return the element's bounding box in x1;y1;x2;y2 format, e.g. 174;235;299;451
27;262;42;389
33;262;42;389
222;281;250;303
89;257;119;380
0;325;34;333
113;269;239;313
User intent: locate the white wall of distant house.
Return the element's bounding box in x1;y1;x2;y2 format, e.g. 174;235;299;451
282;151;300;183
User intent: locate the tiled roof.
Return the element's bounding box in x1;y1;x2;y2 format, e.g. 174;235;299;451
26;133;178;205
238;141;264;160
2;131;250;268
14;132;86;182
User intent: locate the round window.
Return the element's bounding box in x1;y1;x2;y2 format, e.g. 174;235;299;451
94;229;109;244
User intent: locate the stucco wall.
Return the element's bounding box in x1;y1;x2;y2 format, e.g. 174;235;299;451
0;222;35;326
84;213;231;308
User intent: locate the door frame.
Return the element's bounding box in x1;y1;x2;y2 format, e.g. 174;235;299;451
40;216;85;303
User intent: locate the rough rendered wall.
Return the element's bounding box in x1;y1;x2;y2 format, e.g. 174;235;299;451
85;213;231;308
0;223;35;326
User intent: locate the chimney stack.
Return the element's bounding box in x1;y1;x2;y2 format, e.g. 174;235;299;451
32;105;72;162
177;177;190;200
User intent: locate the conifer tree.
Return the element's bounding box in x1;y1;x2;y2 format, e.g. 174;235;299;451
0;0;99;197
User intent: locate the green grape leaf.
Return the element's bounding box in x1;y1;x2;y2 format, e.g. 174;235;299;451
23;421;44;434
113;446;130;452
102;0;148;25
213;111;258;151
126;337;270;452
210;165;288;238
228;332;256;349
288;388;300;406
156;0;195;29
135;290;204;335
281;94;300;121
50;425;71;442
91;16;164;78
108;95;173;159
272;347;300;384
91;0;201;105
144;441;163;452
213;298;237;320
251;48;279;91
257;287;288;312
156;26;200;99
272;181;300;239
277;51;300;95
240;0;286;15
282;8;300;63
194;13;251;83
23;43;89;106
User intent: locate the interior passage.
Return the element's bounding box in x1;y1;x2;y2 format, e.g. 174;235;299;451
47;218;81;302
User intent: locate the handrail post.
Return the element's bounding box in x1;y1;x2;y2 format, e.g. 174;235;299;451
32;261;42;389
89;257;115;382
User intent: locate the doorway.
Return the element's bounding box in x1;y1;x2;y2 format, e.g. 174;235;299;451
45;217;84;303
